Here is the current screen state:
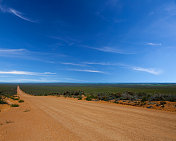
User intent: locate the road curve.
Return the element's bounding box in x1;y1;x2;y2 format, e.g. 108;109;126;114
0;86;176;141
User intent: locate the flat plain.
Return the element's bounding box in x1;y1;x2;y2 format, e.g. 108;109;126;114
0;86;176;141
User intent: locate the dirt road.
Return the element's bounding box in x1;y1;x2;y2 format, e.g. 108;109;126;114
0;86;176;141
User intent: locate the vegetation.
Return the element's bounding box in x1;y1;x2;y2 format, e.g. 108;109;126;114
20;83;176;102
18;99;24;103
0;84;17;104
11;104;19;107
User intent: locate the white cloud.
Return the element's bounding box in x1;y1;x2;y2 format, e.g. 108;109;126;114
0;71;56;76
0;48;26;55
132;67;162;75
80;45;134;54
9;8;35;23
92;46;134;54
61;62;86;66
146;42;162;46
68;69;105;73
0;3;36;23
0;79;60;83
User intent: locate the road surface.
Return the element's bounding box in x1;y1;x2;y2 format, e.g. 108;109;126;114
0;86;176;141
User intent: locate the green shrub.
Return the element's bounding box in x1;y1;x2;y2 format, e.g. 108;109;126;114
18;100;24;103
11;104;19;107
0;99;7;104
78;96;82;100
85;96;92;101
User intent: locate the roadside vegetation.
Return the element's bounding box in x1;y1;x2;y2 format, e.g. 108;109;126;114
0;84;23;108
19;83;176;111
20;83;176;102
0;84;17;105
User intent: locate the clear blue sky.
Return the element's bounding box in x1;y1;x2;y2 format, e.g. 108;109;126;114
0;0;176;83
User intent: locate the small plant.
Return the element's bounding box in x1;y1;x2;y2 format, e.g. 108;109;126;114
11;104;19;107
114;100;119;104
160;101;166;105
18;99;24;103
11;97;19;100
0;99;7;104
78;96;82;100
85;96;92;101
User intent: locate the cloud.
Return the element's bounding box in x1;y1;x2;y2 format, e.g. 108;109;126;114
0;3;36;23
61;61;162;75
0;48;27;55
9;8;36;23
61;62;86;66
0;71;56;76
132;67;162;75
80;45;134;54
145;42;162;46
68;69;105;74
0;78;60;83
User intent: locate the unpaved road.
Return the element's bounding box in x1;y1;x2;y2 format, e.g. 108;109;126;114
0;86;176;141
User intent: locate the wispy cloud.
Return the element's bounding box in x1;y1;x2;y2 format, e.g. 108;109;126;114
61;62;86;66
145;42;162;46
68;69;105;74
0;78;60;83
0;48;27;54
80;45;134;54
132;67;162;75
9;8;36;23
64;61;162;75
0;3;36;23
0;71;56;76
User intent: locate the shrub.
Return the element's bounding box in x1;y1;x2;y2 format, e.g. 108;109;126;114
160;101;166;105
114;100;119;104
78;96;82;100
0;96;7;104
18;100;24;103
11;104;19;107
0;99;7;104
86;96;92;101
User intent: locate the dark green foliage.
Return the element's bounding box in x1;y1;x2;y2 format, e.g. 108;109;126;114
78;95;82;100
11;104;19;107
19;83;176;102
85;95;92;101
0;96;7;104
18;99;24;103
11;97;19;100
0;84;17;98
0;84;17;104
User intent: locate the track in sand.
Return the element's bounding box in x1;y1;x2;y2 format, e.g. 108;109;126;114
0;86;176;141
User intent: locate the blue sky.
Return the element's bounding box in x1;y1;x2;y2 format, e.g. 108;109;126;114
0;0;176;83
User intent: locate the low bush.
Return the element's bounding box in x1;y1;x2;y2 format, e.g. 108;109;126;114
78;96;82;100
0;96;7;104
18;100;24;103
85;96;92;101
0;99;7;104
11;104;19;107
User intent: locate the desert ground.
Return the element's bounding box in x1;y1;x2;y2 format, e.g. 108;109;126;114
0;86;176;141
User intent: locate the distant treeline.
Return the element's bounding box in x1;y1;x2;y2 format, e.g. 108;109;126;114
20;84;176;102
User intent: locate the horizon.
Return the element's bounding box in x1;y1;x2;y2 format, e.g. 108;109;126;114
0;0;176;83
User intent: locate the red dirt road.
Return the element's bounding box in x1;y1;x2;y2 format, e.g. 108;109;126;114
0;86;176;141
